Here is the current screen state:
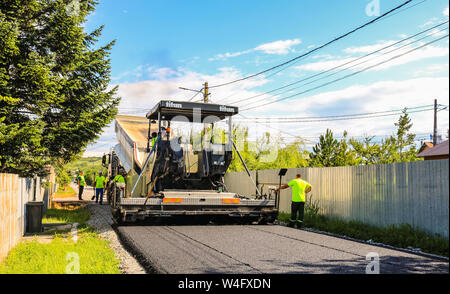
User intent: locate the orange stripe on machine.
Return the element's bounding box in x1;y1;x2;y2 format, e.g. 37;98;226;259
222;198;241;204
163;198;183;203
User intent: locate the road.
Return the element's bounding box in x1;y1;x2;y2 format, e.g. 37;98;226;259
116;224;449;274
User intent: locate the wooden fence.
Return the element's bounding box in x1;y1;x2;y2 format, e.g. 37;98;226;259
0;174;54;262
0;174;23;262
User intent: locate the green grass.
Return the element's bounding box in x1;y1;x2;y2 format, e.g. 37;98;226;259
53;186;76;198
42;208;91;224
57;186;75;193
278;200;449;257
0;227;120;274
0;207;120;274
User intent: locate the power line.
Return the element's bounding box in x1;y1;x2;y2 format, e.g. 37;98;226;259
228;21;448;106
240;26;448;109
188;89;204;102
237;104;435;121
216;0;430;104
233;113;313;142
208;0;413;89
242;34;449;111
237;107;441;123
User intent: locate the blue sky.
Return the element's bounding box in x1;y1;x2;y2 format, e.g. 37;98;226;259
83;0;449;155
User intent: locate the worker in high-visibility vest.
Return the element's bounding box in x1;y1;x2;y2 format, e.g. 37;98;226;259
113;170;127;199
276;173;312;228
151;132;158;149
77;171;86;201
94;171;107;205
113;172;126;187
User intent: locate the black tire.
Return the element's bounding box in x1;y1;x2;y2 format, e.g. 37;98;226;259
257;217;268;225
112;209;126;226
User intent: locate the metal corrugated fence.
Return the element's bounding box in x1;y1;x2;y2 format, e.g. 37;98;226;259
225;159;449;238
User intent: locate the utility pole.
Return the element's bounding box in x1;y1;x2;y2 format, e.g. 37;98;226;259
433;99;437;145
203;82;209;103
202;82;210;143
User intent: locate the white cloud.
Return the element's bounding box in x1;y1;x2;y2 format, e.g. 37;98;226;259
89;66;449;154
427;28;448;37
344;41;397;54
420;17;439;28
254;39;301;55
114;67;269;111
295;41;448;72
444;7;449;17
87;66;273;153
209;39;301;61
148;67;182;80
295;57;357;71
208;49;253;61
242;77;449;145
411;63;449;77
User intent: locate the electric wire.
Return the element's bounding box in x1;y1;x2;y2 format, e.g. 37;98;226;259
236;104;436;121
214;0;430;104
228;21;448;106
208;0;413;89
236;107;441;123
241;34;449;111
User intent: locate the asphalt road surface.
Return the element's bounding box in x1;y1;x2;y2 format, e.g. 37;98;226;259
116;224;448;274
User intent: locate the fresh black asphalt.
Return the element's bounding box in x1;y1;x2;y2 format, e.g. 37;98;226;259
116;224;449;274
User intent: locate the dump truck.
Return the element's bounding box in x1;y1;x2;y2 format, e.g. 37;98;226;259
103;100;277;224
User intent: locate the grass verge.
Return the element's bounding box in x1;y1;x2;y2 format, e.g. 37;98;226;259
42;208;91;224
0;207;120;274
53;186;76;198
278;198;449;257
0;227;120;274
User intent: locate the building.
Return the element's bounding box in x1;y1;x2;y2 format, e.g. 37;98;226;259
418;142;434;154
418;140;449;160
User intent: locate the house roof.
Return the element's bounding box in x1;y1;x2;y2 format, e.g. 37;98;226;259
423;142;434;148
418;140;449;157
418;142;434;153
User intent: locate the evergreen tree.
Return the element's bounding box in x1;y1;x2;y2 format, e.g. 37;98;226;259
309;129;360;167
380;108;420;163
0;0;119;177
350;109;421;164
349;135;382;165
309;129;339;167
334;131;361;166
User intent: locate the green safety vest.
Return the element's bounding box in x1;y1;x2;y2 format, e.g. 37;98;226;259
95;176;106;189
78;175;86;186
113;175;125;183
152;137;157;148
288;178;311;202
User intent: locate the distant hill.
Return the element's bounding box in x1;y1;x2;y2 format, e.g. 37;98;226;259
68;157;107;186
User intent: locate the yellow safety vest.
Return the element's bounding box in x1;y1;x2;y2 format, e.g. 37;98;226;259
288;178;311;202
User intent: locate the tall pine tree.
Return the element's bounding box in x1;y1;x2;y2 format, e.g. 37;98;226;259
0;0;119;177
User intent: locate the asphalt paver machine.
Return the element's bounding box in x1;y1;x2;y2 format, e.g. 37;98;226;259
105;100;277;224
